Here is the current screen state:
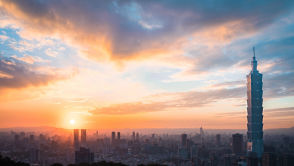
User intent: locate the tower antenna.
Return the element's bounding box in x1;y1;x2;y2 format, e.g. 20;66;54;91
253;46;255;58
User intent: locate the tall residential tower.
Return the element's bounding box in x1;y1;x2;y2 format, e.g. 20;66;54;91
81;129;87;147
247;47;264;158
74;129;79;150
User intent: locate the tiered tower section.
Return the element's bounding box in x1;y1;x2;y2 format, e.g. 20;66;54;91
247;47;264;158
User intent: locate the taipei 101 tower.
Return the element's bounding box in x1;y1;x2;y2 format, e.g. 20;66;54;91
246;47;264;159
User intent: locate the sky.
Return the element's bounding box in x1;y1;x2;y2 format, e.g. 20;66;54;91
0;0;294;129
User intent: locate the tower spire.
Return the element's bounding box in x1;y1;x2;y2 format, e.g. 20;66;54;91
251;46;257;71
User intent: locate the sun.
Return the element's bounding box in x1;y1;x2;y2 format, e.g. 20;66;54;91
70;119;75;125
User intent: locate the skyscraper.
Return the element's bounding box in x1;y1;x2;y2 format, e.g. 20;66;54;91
132;132;135;141
232;133;243;155
200;126;204;144
111;131;116;144
181;134;187;147
247;47;264;158
81;129;86;147
74;129;79;150
117;132;120;140
136;132;139;141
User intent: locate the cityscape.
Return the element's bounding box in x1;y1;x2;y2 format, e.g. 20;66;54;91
0;0;294;166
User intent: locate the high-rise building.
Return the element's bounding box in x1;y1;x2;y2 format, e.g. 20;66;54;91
95;130;98;138
247;47;264;158
111;131;116;144
29;148;40;164
132;132;135;141
29;134;35;147
232;133;243;155
117;132;120;140
200;126;204;144
262;153;276;166
29;134;34;142
181;134;187;147
81;129;86;147
75;147;94;164
74;129;79;150
136;132;139;141
247;152;259;166
216;134;221;146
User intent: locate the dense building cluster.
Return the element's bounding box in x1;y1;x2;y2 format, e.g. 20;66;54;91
0;128;294;166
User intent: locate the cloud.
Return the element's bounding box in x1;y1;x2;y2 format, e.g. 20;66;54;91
90;70;294;115
0;0;293;62
216;107;294;118
0;70;13;78
0;56;65;89
11;54;49;64
264;71;294;97
45;48;58;57
91;87;244;115
0;34;8;40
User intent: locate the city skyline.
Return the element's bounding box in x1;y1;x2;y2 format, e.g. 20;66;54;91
0;0;294;130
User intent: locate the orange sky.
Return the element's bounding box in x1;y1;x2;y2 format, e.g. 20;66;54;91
0;0;294;130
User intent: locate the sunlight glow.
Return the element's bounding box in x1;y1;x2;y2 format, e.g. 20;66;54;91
70;119;75;125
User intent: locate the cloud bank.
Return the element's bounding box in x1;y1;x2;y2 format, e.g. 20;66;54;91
1;0;293;62
0;56;65;89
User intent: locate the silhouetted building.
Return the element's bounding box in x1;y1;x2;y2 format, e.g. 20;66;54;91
117;132;120;140
39;134;46;143
232;133;243;155
224;154;238;166
247;47;264;158
29;134;34;142
29;148;40;164
216;134;221;146
136;133;140;141
75;147;94;164
247;152;259;166
181;134;187;147
14;134;19;147
278;154;294;166
81;129;86;147
136;132;139;141
132;132;135;141
74;129;79;150
200;126;205;144
178;147;189;160
112;131;116;144
262;153;276;166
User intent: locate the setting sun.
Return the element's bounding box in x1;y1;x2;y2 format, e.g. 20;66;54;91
70;119;75;125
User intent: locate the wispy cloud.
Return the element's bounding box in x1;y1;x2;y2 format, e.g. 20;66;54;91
216;107;294;118
11;54;49;64
91;87;244;115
